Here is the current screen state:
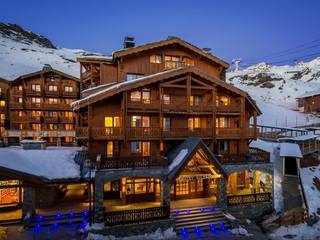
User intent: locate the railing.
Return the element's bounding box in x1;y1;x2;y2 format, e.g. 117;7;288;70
10;102;23;109
227;192;272;206
218;148;270;165
25;102;42;109
216;128;241;138
99;155;166;169
216;105;240;113
25;89;42;96
162;100;188;112
163;128;213;138
11;90;22;96
44;117;59;123
299;142;320;155
127;100;160;111
45;91;60;97
75;127;89;138
190;103;214;112
27;116;41;122
60;117;75;123
61;92;77;98
164;61;188;70
104;206;170;226
91;127;123;139
127;127;161;139
6;130;75;138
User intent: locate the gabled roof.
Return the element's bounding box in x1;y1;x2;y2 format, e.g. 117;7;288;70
14;65;79;82
72;66;261;114
166;137;227;181
296;90;320;99
112;37;229;69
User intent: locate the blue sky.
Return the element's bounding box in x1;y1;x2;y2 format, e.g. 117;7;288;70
1;0;320;65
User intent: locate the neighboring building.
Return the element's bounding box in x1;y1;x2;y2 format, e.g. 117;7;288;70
5;65;80;146
0;78;9;142
73;37;273;228
296;90;320;113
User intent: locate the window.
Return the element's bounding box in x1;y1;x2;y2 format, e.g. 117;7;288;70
48;98;58;104
162;117;170;130
188;117;201;130
106;141;113;157
217;96;230;106
48;85;57;92
131;116;150;127
125;178;155;195
104;116;121;127
65;136;73;143
18;111;23;117
19;124;23;130
127;74;143;81
49;111;57;118
48;124;58;130
150;55;162;63
64;86;73;92
0;101;5;107
64;99;74;104
18;85;22;91
31;97;41;104
190;95;201;106
18;97;23;103
130;91;141;102
32;111;41;117
165;55;182;69
182;57;194;66
142;88;151;104
216;117;228;128
0;114;5;124
162;94;171;105
65;112;73;118
64;124;73;130
219;140;229;152
31;84;41;92
31;124;41;131
131;141;150;156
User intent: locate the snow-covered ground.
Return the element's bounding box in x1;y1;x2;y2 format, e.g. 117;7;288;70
228;59;320;109
0;146;81;180
300;165;320;217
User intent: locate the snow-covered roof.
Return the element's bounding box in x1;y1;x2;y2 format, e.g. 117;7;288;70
279;143;303;158
296;90;320;99
300;165;320;217
168;149;188;172
20;139;47;144
0;146;81;180
291;134;319;141
77;55;113;62
250;139;276;153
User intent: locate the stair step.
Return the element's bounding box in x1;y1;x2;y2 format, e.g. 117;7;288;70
0;219;21;226
176;222;231;232
172;210;224;218
176;218;230;227
171;206;219;212
28;217;85;228
175;215;227;224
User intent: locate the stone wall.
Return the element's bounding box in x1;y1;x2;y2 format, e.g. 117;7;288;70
35;186;59;208
227;202;273;220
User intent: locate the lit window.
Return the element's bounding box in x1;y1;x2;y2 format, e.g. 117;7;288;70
65;112;73;118
131;116;150;127
0;101;5;107
48;98;58;104
48;85;58;92
32;111;41;117
106;141;113;157
18;111;23;117
127;74;143;81
217;96;230;106
64;124;73;130
32;124;41;131
142;88;151;104
188;117;201;130
216;117;228;128
190;95;201;106
64;99;74;104
150;55;162;64
130;90;141;102
104;117;121;127
48;124;58;130
31;97;41;104
162;94;171;105
131;141;150;156
64;86;73;92
162;117;170;130
182;57;194;66
0;114;5;124
131;141;141;154
19;124;23;130
18;97;23;103
31;84;41;92
18;85;22;91
49;111;57;118
65;136;73;143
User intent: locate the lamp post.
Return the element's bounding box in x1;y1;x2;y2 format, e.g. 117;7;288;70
85;159;93;226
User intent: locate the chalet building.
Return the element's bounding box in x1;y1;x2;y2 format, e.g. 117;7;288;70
296;90;320;114
3;65;80;146
0;78;9;142
73;37;274;229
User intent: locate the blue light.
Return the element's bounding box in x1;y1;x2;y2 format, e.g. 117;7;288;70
181;228;188;238
55;213;62;219
175;210;180;215
82;210;89;217
200;207;205;212
210;224;217;235
69;211;75;218
51;222;59;230
209;206;215;211
219;222;227;232
32;224;41;232
194;226;202;237
185;209;191;214
36;215;44;221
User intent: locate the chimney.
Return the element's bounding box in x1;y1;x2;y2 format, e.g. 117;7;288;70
123;37;135;49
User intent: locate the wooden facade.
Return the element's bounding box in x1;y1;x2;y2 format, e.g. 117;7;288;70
297;92;320;113
0;66;80;146
0;78;10;140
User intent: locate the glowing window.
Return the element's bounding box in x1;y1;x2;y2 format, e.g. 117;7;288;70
130;91;141;102
106;141;113;157
0;101;5;107
150;55;162;64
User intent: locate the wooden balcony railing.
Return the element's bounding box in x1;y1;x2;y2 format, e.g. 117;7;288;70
91;127;123;139
10;102;23;109
25;102;42;109
162;100;188;112
104;206;170;226
164;61;188;70
216;128;241;138
60;117;75;123
45;91;60;97
27;116;41;122
127;100;160;111
11;90;22;96
75;127;88;138
6;130;75;138
127;127;161;139
163;128;213;138
216;105;240;113
99;155;166;169
299;142;320;155
227;192;272;206
217;148;270;165
44;117;58;123
190;104;214;112
25;89;42;96
61;92;77;98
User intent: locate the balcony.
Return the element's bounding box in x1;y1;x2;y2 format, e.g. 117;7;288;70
45;91;60;97
164;61;188;70
227;193;271;206
75;127;89;138
162;100;188;112
6;130;75;138
61;91;77;98
99;155;166;169
92;127;123;140
190;103;214;112
217;148;270;165
44;116;59;123
25;102;42;109
127;100;160;111
60;117;75;123
216;104;240;114
27;116;41;122
25;89;42;96
163;128;213;138
127;127;161;139
10;102;23;109
216;128;241;138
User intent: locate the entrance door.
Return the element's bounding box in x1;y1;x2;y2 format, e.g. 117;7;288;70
174;179;205;200
284;157;298;176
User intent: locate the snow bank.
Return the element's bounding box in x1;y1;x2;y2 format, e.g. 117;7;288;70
269;221;320;240
300;165;320;217
86;227;176;240
0;146;81;180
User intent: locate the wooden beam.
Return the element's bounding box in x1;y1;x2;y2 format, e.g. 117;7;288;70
187;73;191;113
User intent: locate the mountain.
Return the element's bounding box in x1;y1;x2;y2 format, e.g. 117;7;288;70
0;23;101;80
227;60;320;109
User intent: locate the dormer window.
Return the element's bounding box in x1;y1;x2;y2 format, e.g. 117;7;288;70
150;55;162;64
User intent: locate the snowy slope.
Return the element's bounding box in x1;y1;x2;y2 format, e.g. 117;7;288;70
227;60;320;109
0;23;101;80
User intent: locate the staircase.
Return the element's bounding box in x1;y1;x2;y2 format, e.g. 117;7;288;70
171;206;231;233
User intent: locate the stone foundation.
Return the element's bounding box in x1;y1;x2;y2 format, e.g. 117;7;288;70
88;219;175;237
227;202;273;220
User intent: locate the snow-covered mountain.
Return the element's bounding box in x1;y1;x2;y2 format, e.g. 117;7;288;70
227;60;320;109
0;23;101;80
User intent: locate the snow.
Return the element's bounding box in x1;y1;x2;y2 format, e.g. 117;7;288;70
20;139;46;143
168;149;188;171
279;143;303;158
250;139;283;212
0;34;96;80
228;58;320;109
297;90;320;99
87;227;176;240
0;146;81;180
300;165;320;217
291;134;319;141
230;226;253;236
224;212;237;221
269;221;320;240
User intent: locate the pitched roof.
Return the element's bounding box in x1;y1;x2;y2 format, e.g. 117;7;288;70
166;137;227;181
112;37;229;68
296;90;320;99
72;66;261;114
14;65;79;82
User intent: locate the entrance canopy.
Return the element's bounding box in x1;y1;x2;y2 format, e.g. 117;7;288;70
166;138;227;182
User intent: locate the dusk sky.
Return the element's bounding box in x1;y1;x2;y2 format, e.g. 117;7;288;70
2;0;320;65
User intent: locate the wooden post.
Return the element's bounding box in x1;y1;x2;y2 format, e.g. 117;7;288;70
240;97;246;152
88;104;93;156
187;73;191;113
212;87;217;149
253;111;257;138
124;91;128;143
159;85;163;145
